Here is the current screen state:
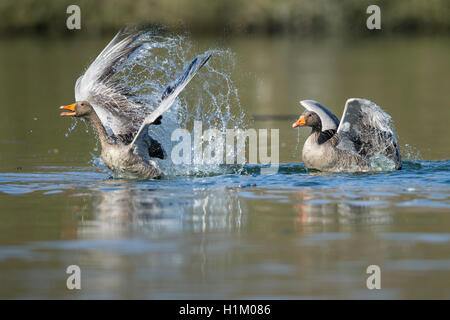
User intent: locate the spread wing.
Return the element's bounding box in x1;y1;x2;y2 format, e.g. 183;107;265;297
336;98;401;167
75;28;149;143
130;53;211;151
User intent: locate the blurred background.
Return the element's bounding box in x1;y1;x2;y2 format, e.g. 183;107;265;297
1;0;449;37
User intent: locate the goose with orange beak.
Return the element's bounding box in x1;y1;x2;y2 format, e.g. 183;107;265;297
59;28;211;179
292;99;402;172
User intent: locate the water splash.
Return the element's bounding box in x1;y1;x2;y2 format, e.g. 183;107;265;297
292;127;302;159
68;31;248;177
64;115;80;137
402;143;422;161
368;155;397;171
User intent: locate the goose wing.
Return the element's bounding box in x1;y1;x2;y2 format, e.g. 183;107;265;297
75;28;149;144
300;100;339;131
130;53;211;152
336;98;401;167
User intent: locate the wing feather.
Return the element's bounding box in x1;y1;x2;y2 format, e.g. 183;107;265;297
130;53;211;150
74;28;211;150
74;28;148;142
336;98;401;168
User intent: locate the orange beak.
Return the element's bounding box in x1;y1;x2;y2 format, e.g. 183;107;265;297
60;103;76;117
292;115;306;128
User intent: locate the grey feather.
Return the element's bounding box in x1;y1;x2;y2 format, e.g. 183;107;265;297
75;28;149;142
336;98;402;169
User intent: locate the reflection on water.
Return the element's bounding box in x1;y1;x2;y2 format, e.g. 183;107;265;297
87;185;246;236
293;189;392;226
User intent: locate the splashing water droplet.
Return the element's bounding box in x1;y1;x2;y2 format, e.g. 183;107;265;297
292;127;301;159
62;32;249;177
403;143;422;161
116;34;249;176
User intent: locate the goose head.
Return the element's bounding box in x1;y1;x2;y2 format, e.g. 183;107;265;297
292;111;322;131
60;101;94;118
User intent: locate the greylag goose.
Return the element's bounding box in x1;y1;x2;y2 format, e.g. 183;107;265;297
60;28;211;179
292;98;402;172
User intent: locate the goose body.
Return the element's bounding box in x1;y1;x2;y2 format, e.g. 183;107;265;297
60;28;211;179
100;142;160;178
293;98;402;172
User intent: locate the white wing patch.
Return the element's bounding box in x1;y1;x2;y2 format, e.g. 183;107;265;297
299;100;339;131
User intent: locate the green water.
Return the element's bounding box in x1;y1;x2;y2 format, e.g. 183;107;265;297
0;34;449;299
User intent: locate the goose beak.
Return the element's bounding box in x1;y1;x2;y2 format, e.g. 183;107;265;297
60;103;76;117
292;115;306;128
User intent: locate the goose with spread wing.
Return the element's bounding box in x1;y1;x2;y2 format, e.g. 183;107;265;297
292;98;402;172
60;28;211;179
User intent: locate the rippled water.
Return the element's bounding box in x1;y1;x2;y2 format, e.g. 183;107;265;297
0;160;449;298
0;34;449;299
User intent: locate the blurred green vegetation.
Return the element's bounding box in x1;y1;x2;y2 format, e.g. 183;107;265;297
1;0;449;36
